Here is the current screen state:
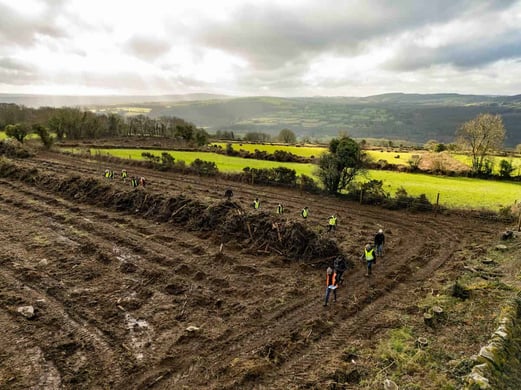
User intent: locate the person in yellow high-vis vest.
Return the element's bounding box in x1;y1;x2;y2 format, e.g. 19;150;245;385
327;215;337;232
361;243;376;276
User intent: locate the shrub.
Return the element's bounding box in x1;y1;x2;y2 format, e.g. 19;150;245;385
499;159;515;178
225;143;239;156
160;152;175;170
410;194;433;211
174;160;187;172
33;124;54;149
498;205;516;221
271;167;297;185
434;143;447;152
408;155;422;171
5;123;30;143
242;167;297;186
482;159;494;176
299;174;320;193
190;158;218;176
382;187;433;211
360;180;389;205
141;152;160;163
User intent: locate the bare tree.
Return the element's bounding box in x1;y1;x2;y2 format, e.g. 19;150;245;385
277;128;296;144
456;113;506;175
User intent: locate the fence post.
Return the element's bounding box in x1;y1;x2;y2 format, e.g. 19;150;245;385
359;189;363;205
435;192;440;216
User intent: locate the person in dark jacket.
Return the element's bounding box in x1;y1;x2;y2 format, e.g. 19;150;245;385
333;255;347;285
324;267;338;306
374;228;385;257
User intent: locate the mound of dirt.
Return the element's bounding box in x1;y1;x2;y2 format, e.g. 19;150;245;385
0;160;341;261
0;139;33;158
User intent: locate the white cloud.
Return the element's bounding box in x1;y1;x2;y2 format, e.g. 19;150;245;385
0;0;520;96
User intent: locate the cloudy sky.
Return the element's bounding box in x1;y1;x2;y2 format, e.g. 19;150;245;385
1;0;521;97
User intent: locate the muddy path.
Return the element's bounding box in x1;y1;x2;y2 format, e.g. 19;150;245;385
0;151;503;389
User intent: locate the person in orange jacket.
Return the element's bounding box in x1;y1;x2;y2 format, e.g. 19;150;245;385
324;267;338;306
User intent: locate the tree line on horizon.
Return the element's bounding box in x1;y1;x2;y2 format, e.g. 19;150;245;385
0;103;516;180
0;103;208;147
0;103;302;146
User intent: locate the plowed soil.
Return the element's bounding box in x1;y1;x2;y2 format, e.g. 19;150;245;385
0;150;508;389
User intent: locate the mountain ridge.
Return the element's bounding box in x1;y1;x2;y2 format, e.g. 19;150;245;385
2;92;521;146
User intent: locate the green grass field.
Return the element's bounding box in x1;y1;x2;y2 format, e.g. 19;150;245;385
66;147;521;211
452;154;521;175
365;170;520;210
366;149;521;174
85;148;319;177
365;150;418;165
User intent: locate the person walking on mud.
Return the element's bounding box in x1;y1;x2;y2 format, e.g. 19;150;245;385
361;243;376;277
301;206;309;219
276;203;284;215
104;169;114;180
334;255;347;285
374;228;385;258
252;197;260;210
121;169;128;181
324;267;338;306
224;189;233;200
328;215;337;232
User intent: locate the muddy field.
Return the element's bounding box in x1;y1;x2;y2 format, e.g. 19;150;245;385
0;149;511;389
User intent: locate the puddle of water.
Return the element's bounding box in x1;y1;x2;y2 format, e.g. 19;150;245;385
124;313;152;361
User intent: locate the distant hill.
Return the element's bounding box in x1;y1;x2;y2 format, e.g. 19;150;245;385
0;93;231;108
138;94;521;147
2;92;521;146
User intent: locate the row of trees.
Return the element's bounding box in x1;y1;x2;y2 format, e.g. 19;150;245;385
0;103;209;146
215;128;297;143
0;103;302;147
